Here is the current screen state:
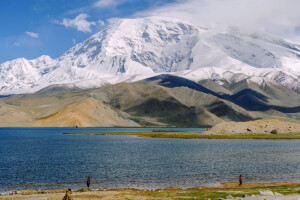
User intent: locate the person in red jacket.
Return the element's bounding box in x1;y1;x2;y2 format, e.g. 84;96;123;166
239;175;243;186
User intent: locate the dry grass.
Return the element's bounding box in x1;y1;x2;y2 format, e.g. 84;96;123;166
1;182;300;200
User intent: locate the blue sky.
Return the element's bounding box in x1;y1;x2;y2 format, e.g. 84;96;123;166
1;0;300;64
0;0;175;63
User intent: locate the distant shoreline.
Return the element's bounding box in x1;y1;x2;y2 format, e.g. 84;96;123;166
0;126;209;128
63;131;300;140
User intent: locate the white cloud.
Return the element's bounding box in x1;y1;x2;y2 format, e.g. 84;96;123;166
107;17;121;25
60;14;96;33
98;20;105;26
26;31;39;38
94;0;117;8
93;0;130;8
72;39;76;45
136;0;300;42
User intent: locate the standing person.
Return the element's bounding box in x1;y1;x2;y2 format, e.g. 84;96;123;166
87;176;92;189
239;175;243;186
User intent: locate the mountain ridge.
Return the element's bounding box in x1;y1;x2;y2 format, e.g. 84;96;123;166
1;73;300;127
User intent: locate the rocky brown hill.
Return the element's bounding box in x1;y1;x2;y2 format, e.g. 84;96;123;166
1;74;300;127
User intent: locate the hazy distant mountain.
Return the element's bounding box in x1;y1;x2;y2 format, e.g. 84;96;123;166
0;16;300;95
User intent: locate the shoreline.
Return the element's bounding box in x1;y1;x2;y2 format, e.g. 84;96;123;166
63;131;300;140
1;182;300;200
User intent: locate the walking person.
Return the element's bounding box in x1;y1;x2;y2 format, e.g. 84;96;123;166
239;175;243;186
87;176;92;189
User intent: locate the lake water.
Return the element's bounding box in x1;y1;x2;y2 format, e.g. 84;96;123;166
0;128;299;192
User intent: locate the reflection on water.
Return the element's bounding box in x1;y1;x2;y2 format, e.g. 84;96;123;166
0;128;299;191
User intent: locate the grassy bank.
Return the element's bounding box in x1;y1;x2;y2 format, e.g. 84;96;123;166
1;182;300;200
63;131;300;140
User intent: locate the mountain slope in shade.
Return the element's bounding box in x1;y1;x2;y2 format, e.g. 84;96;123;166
227;79;300;108
140;74;300;114
89;76;279;125
0;16;300;95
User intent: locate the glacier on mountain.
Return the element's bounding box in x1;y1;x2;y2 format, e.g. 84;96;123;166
0;16;300;95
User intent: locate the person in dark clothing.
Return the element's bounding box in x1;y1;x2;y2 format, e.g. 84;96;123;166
87;176;92;189
239;175;243;186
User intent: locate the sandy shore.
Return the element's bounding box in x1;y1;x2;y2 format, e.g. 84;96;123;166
1;182;300;200
204;119;300;135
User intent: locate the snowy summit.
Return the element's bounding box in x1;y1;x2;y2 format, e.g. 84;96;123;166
1;16;300;95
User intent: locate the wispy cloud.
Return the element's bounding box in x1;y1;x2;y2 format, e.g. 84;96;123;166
98;20;105;26
93;0;131;8
137;0;300;42
58;14;96;33
26;31;39;38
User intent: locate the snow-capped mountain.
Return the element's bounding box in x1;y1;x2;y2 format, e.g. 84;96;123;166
1;16;300;95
